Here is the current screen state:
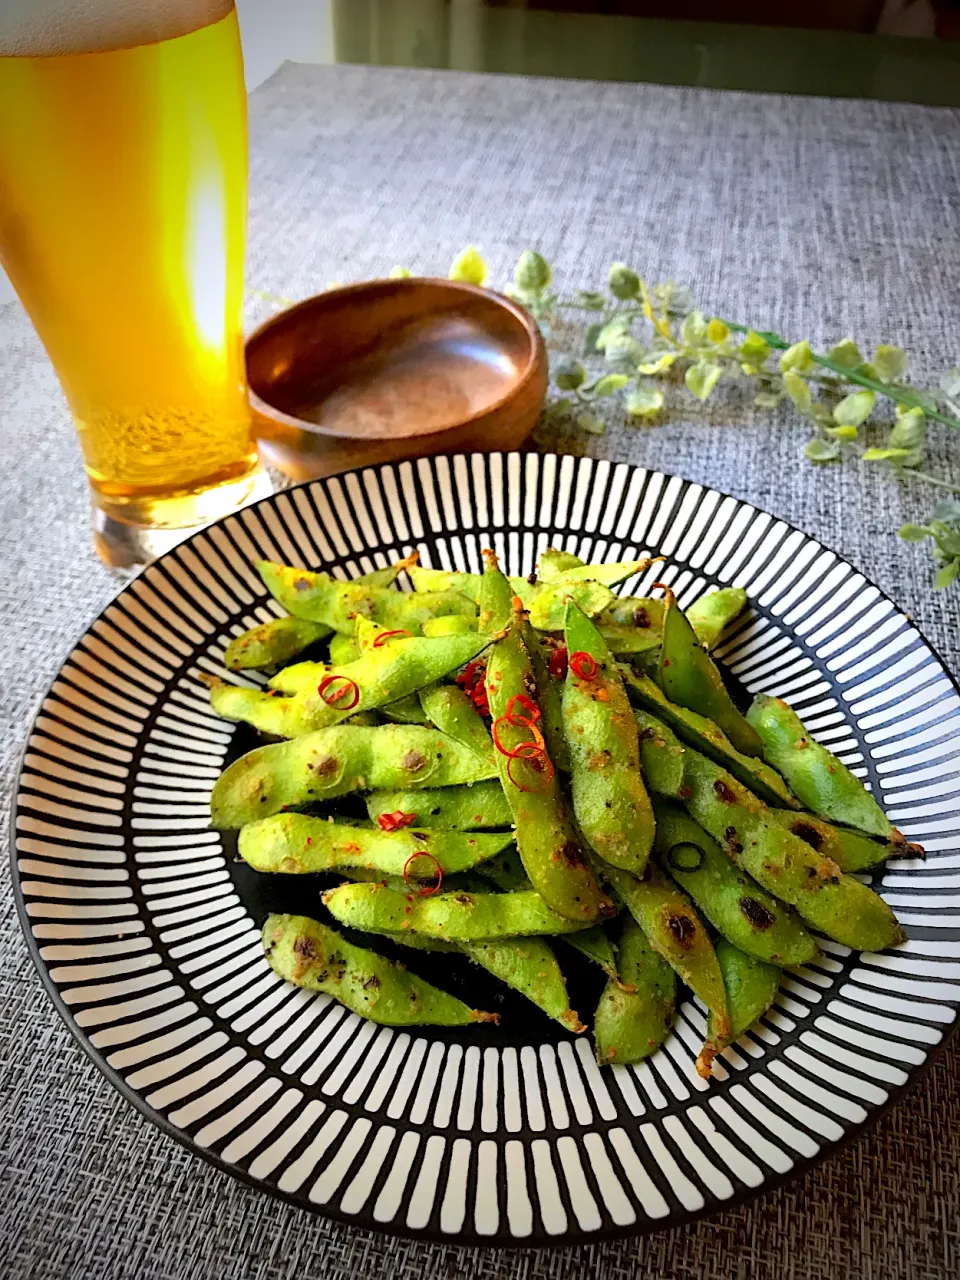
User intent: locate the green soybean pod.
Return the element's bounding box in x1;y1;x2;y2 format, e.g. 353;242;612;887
224;616;331;672
594;915;676;1065
365;782;513;831
708;937;780;1049
269;659;326;695
653;799;818;966
562;602;654;874
422;616;477;638
323;881;593;940
527;631;571;773
329;634;360;665
633;709;687;797
562;927;621;983
238;813;515;875
537;548;585;581
644;716;906;952
766;809;912;872
603;861;730;1074
263;914;497;1026
214;630;493;737
461;939;585;1032
473;846;528;891
747;695;900;842
211;725;498;828
419;684;495;763
622;667;798;809
409;564;534;604
659;591;763;758
527;580;615;631
598;625;662;657
600;596;664;633
684;588;748;650
480;560;604;923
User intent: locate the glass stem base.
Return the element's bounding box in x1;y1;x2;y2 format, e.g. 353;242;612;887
91;467;273;572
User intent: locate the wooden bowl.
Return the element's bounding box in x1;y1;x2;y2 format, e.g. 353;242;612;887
246;278;548;481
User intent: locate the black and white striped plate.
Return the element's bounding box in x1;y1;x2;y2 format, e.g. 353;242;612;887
12;453;960;1247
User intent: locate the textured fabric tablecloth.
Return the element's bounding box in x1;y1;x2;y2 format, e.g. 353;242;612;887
2;61;959;1280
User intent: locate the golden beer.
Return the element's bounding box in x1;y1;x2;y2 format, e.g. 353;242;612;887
0;0;260;564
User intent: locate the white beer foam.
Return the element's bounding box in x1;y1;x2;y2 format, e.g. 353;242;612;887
0;0;234;56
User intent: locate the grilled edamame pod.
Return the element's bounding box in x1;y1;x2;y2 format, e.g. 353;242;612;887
259;560;477;634
418;684;495;763
603;861;730;1075
621;667;798;809
365;782;513;831
562;602;654;874
652;800;818;966
322;881;592;940
238;813;515;875
422;615;477;637
480;555;604;922
527;631;571;772
211;725;498;828
635;714;906;953
210;629;493;737
263;914;496;1025
766;808;915;872
747;695;904;843
594;915;676;1065
537;548;585;580
659;589;763;758
684;588;748;650
708;937;780;1049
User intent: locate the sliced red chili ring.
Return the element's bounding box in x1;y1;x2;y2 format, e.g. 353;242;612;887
547;644;568;680
506;693;541;723
317;674;360;709
506;750;555;793
377;810;416;832
492;713;545;759
403;851;444;896
372;629;412;647
569;651;599;680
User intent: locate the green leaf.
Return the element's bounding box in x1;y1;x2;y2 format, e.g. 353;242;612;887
872;344;908;383
625;384;665;418
833;390;875;427
608;263;641;301
753;391;782;409
513;250;552;296
637;352;677;376
591;374;630;398
779;339;813;373
739;330;771;369
935;559;960;589
863;447;911;462
389;265;412;279
804;437;841;463
890;406;926;451
680;310;708;345
575;410;606;436
783;371;812;414
603;334;646;368
827;338;863;370
554;358;586;391
585;322;605;355
574;290;608;311
685;361;723;401
933;499;960;523
707;319;730;344
826;424;859;440
654;282;694;315
939;367;960;400
594;313;632;352
898;523;931;543
448;245;488;286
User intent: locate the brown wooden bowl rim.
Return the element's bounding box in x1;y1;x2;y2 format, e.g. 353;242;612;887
245;276;547;444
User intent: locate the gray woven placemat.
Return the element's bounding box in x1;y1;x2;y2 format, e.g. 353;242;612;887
2;61;959;1280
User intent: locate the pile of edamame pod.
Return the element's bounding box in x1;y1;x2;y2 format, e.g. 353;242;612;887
208;546;917;1076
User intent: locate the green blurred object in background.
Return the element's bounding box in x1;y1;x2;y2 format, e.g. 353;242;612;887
331;0;960;107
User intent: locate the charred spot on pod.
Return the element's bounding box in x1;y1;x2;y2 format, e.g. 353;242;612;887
403;750;428;773
791;820;825;850
678;785;692;801
739;896;776;930
454;893;473;906
667;913;697;949
293;577;311;592
724;826;743;853
633;607;651;628
293;935;318;960
637;727;656;743
558;840;585;868
412;831;430;843
713;779;737;803
313;756;340;777
363;975;380;990
667;841;705;873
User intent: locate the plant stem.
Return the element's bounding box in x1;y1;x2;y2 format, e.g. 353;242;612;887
907;470;960;495
722;319;960;432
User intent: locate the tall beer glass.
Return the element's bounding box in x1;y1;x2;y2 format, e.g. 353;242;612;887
0;0;262;568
